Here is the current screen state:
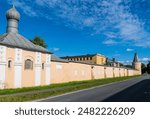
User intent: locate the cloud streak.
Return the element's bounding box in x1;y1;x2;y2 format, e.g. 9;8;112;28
126;48;134;52
140;58;150;62
103;39;118;45
7;0;150;47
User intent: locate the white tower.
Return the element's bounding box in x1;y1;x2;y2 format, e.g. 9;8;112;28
6;5;20;33
132;53;141;72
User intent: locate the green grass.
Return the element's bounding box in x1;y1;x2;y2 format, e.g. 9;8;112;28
0;75;140;102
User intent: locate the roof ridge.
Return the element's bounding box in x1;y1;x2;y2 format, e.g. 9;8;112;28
0;33;51;54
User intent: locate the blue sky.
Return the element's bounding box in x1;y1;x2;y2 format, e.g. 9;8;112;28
0;0;150;64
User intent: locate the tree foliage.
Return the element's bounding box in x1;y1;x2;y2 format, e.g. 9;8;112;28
140;61;150;74
141;63;147;74
124;65;132;68
147;61;150;74
31;36;47;48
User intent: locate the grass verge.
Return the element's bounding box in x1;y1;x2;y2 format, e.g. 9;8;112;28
0;75;140;102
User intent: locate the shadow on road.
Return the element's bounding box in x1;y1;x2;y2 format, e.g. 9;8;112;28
103;79;150;102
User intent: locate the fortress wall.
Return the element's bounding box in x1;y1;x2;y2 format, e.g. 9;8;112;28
51;62;92;84
125;69;128;76
68;62;92;82
92;65;105;79
51;62;70;83
51;61;140;84
128;70;134;76
105;67;114;78
134;70;141;76
120;68;125;77
114;68;120;77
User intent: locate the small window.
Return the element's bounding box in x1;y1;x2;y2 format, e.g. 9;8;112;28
90;57;92;60
8;60;12;68
25;59;33;70
87;57;89;60
42;63;44;70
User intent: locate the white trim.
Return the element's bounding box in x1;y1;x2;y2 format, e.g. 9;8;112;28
0;62;6;65
14;48;22;88
0;45;6;86
35;52;42;86
35;66;41;86
0;64;6;83
46;54;51;64
35;52;41;64
15;48;22;63
45;54;51;85
56;64;62;70
0;45;6;62
14;65;22;88
46;65;51;85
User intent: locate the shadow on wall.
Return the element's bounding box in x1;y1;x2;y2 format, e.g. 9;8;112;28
103;79;150;102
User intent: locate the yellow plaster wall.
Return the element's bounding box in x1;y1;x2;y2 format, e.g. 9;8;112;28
51;62;92;83
3;46;141;89
105;67;114;78
21;50;36;87
51;61;141;84
95;55;106;65
5;47;15;88
92;65;105;79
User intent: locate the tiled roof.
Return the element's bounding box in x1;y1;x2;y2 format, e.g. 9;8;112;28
133;53;139;62
61;53;106;59
0;33;51;54
51;54;68;62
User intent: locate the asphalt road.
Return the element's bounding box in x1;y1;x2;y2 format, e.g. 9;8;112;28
38;75;150;102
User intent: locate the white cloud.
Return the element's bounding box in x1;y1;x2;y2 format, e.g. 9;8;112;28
83;18;95;27
7;0;150;47
126;48;134;52
124;60;132;64
53;48;60;51
118;61;124;63
103;39;118;45
140;58;150;62
8;0;37;17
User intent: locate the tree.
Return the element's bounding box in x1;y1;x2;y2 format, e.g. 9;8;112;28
147;61;150;74
141;63;147;74
125;65;132;68
31;36;47;48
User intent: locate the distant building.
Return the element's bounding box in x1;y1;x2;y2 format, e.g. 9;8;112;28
106;58;123;67
61;54;107;65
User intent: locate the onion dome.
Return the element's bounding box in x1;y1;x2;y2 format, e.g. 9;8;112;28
6;5;20;21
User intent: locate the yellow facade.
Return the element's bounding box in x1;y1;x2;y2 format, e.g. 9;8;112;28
0;45;51;89
61;54;106;65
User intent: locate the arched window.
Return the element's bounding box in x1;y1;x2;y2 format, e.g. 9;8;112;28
8;60;12;68
25;59;33;70
42;63;44;70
